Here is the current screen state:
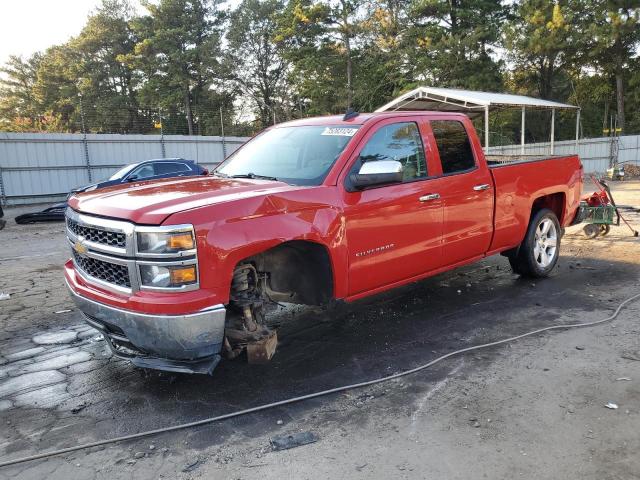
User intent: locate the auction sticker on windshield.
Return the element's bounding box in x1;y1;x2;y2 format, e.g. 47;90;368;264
321;127;359;136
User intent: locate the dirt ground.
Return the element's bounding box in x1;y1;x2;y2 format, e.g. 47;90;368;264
0;181;639;480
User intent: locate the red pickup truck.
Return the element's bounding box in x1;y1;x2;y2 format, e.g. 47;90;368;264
64;111;583;374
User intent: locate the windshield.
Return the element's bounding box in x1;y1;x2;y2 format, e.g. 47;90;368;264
109;163;139;180
216;125;359;185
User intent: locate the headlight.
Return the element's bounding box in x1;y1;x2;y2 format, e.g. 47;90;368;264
139;264;197;288
136;226;195;255
134;225;198;290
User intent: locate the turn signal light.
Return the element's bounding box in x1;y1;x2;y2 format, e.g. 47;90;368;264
169;266;197;284
167;233;194;250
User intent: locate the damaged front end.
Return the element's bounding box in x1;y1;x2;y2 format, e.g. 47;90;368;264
224;263;279;364
64;209;227;375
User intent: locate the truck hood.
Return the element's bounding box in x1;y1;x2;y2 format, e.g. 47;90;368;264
68;176;306;224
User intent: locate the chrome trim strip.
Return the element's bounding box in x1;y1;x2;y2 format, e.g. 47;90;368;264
66;227;129;257
134;248;198;259
66;208;134;257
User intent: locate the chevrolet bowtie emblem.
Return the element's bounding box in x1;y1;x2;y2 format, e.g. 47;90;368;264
74;239;88;255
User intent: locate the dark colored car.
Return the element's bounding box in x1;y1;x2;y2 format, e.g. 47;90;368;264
15;158;208;224
69;158;208;196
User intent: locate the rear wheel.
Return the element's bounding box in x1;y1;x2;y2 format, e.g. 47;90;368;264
509;209;561;278
599;224;611;236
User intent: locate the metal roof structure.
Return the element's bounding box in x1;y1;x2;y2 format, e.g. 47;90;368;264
375;86;578;114
376;86;580;154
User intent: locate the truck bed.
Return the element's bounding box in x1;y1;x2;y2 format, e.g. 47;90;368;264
486;154;570;166
488;154;583;253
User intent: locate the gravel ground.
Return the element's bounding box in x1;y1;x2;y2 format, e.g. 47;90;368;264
0;181;639;480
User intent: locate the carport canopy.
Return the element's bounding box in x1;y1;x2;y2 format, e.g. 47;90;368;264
375;86;580;154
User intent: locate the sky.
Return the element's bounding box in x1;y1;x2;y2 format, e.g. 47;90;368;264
0;0;136;65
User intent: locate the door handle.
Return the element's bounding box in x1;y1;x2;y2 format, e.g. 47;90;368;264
419;193;440;202
473;184;491;191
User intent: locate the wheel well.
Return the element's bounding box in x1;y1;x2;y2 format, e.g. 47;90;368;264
531;192;565;223
236;240;334;306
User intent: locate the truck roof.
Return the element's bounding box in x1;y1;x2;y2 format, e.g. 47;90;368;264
276;111;466;127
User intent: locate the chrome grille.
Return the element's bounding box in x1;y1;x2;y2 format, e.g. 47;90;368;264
66;208;198;294
67;218;126;248
72;251;131;288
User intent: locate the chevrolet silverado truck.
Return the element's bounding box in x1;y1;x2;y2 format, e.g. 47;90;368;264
64;111;583;374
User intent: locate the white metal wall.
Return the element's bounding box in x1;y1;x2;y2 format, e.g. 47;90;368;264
0;133;248;205
2;132;639;206
488;134;640;174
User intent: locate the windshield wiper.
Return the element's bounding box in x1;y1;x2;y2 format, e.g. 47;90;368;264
229;173;279;181
212;171;229;178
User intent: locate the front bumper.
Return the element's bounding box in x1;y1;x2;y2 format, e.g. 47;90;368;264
66;281;226;375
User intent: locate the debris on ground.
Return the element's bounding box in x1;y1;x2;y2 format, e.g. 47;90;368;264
605;402;619;410
54;309;72;314
71;403;88;414
182;459;203;473
575;346;585;350
615;377;631;381
0;293;10;301
271;431;319;451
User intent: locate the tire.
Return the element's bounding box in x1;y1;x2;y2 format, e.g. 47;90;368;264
509;208;561;278
583;223;600;239
599;224;611;236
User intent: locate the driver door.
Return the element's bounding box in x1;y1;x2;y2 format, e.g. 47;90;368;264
342;118;445;296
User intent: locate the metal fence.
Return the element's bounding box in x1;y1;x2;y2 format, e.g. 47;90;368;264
488;134;640;174
0;133;249;205
2;132;639;206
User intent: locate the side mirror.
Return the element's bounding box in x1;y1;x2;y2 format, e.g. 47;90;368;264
350;160;403;190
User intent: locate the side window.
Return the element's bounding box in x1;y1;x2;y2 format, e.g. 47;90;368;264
355;122;427;182
131;164;155;179
430;120;475;174
155;162;191;175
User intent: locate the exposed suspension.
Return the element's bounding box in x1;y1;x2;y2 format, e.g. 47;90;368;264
225;263;277;363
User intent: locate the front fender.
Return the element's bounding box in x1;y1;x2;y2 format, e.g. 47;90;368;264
166;192;348;304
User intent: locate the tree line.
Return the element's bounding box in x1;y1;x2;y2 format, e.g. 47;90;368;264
0;0;638;143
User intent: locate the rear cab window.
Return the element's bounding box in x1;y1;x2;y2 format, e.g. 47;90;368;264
430;120;476;175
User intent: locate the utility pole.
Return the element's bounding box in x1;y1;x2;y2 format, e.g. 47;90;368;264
78;93;92;182
220;106;227;159
159;108;166;158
